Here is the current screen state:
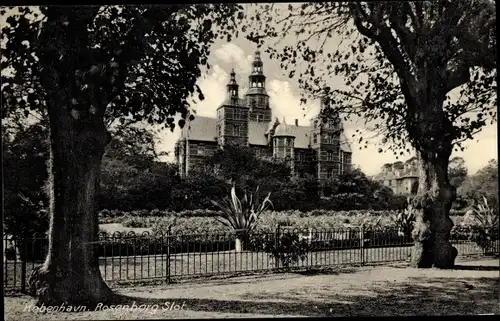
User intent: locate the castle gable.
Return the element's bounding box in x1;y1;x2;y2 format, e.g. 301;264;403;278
289;125;311;149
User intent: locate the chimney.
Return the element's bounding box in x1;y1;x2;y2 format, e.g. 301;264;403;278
295;119;299;126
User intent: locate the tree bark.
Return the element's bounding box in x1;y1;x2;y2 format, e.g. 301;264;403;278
28;108;113;307
410;151;458;268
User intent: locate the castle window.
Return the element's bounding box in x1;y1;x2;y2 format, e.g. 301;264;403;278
234;108;242;120
257;82;263;87
313;134;317;144
217;109;223;120
314;120;318;128
232;125;241;137
327;151;334;161
252;82;256;87
217;124;222;137
298;152;305;161
325;119;336;129
257;114;263;122
259;96;265;104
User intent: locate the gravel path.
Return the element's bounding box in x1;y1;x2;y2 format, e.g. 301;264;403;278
5;258;499;320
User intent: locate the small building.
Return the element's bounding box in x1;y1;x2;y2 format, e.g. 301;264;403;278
373;156;419;195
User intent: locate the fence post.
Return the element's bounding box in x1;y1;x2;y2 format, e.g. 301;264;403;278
275;224;281;270
20;237;27;293
360;226;364;266
166;225;172;283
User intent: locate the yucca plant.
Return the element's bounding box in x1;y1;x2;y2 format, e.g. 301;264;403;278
210;183;273;252
463;196;499;254
390;198;416;238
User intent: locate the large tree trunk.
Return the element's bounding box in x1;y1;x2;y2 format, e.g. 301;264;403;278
410;150;458;268
28;108;113;307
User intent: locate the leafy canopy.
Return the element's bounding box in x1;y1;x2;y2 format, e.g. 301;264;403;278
1;5;243;130
243;2;496;157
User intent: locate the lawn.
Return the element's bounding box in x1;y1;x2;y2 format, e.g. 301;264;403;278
4;258;499;319
4;241;489;291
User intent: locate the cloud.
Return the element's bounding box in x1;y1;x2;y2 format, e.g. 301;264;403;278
190;64;229;118
214;43;254;76
267;79;320;126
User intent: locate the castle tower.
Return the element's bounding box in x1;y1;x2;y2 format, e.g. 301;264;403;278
310;96;343;181
216;69;249;146
246;50;272;123
272;118;295;173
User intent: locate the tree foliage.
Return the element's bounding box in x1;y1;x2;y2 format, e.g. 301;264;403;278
1;5;243;130
458;159;498;209
205;144;292;185
2;119;50;238
244;1;496;155
448;156;468;188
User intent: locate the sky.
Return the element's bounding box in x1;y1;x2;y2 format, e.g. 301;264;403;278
155;37;497;176
1;5;497;176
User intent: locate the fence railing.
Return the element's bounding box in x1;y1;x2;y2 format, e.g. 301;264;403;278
4;226;499;293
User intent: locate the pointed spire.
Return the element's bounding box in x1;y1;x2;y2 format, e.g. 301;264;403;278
228;68;237;85
251;49;264;73
254;50;261;61
227;68;239;99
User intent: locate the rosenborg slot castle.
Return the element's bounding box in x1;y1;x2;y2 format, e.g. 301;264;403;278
175;51;352;181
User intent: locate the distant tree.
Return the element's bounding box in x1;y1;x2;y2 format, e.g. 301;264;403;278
372;183;398;210
195;144;325;211
100;123;180;210
206;144;292;185
448;156;468;188
2;5;242;306
323;168;389;210
332;169;372;195
246;1;496;268
3;118;50;239
177;165;229;210
458;159;498;209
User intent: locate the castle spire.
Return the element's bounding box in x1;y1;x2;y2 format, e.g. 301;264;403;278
246;48;271;123
227;68;239;100
251;50;264;76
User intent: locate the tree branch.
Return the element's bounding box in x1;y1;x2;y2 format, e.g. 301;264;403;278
349;3;418;106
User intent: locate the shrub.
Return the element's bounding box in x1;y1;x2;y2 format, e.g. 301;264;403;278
249;231;309;269
210;184;273;252
389;199;416;237
462;197;499;253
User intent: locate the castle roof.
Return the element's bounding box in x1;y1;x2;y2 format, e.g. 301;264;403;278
274;119;295;137
180;116;217;142
179;116;352;152
374;156;420;181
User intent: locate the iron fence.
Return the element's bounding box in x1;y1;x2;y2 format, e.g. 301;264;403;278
4;226;498;293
